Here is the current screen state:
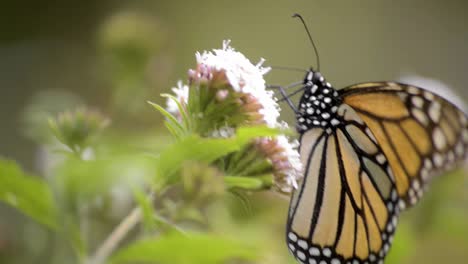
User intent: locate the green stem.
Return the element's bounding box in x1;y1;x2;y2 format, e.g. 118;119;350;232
87;207;142;264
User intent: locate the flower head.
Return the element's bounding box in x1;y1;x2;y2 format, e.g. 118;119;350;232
162;41;302;192
195;40;278;127
49;107;110;153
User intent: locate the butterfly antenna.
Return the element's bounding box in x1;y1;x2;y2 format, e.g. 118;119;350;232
292;13;320;71
270;65;308;73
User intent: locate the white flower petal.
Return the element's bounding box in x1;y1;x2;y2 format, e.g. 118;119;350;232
166;80;189;114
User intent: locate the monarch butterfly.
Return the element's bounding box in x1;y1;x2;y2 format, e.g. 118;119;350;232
282;14;468;264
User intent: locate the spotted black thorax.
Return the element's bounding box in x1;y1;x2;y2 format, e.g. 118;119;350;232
296;69;342;133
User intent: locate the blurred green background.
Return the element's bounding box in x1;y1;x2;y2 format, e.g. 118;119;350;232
0;0;467;263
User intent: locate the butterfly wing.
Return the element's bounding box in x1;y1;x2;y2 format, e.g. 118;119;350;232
339;82;468;207
287;104;400;263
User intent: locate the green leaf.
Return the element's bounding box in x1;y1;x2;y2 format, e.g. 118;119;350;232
154;125;281;185
0;159;58;229
160;94;191;131
111;233;258;264
148;101;185;137
155;136;237;184
235;126;282;145
224;176;265;190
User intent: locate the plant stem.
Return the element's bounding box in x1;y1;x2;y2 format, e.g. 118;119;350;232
79;204;90;256
87;207;142;264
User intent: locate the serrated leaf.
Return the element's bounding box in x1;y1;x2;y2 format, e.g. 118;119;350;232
111;233;258;264
0;159;58;229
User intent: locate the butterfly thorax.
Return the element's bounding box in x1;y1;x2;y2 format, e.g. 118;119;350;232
296;69;342;133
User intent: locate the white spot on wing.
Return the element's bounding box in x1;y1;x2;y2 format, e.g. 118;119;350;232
387;202;394;211
411;108;429;125
376;154;386;164
423;91;435;100
428;102;442;122
331;118;340;126
424;159;433;170
309;247;320;256
297;251;306;260
323;248;331;257
432;127;447;150
421;169;429;181
412;179;420;190
298;239;308;249
407;86;420;94
433;153;444;167
391;189;397;201
288;232;298;242
399;200;406;210
411;96;424;108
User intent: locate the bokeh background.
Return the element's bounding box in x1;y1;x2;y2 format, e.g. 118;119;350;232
0;0;467;263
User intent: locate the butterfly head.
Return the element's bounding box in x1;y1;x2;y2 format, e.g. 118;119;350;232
296;69;341;133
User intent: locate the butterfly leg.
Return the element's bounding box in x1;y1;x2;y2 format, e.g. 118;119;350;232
268;85;298;112
267;81;303;113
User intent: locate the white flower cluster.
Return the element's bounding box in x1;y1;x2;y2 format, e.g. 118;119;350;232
196;40;278;127
166;40;303;191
